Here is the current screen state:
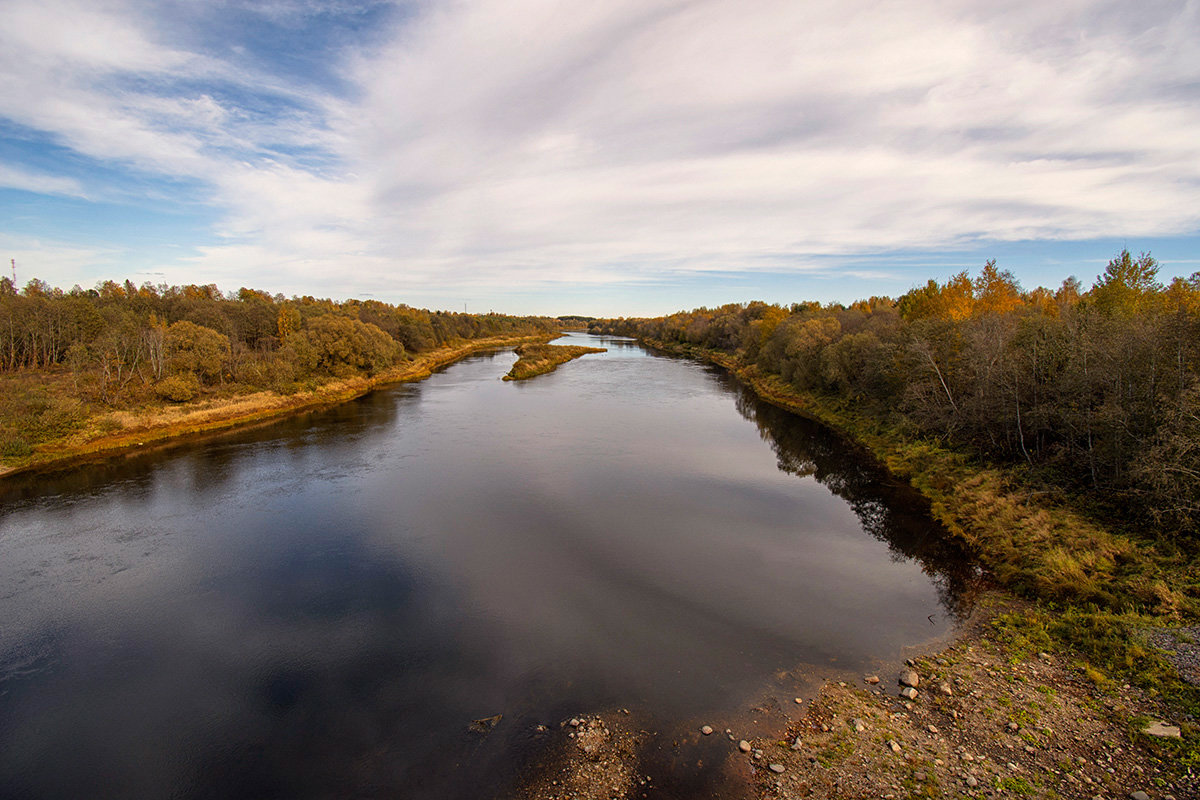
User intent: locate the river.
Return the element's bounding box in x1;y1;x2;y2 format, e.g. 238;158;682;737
0;332;975;799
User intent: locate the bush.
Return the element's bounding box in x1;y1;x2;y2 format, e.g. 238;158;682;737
154;372;201;402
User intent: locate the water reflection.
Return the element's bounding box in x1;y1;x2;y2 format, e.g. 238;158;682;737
724;373;979;617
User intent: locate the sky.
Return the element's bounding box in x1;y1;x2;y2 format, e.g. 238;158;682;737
1;0;1198;316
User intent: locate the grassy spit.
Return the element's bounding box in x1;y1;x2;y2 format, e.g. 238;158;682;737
502;342;606;381
0;333;553;479
639;337;1200;775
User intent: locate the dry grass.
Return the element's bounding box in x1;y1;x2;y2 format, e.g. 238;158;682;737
502;343;606;381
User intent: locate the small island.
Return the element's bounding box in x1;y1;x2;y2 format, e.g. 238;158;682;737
503;342;606;381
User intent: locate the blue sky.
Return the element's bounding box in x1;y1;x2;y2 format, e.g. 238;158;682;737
1;0;1198;316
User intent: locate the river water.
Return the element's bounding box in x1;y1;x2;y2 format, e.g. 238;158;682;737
0;333;975;799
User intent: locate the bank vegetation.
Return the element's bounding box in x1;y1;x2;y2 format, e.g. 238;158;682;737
592;251;1200;757
0;277;558;474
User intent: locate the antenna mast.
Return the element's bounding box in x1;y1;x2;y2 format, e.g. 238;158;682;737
9;258;14;285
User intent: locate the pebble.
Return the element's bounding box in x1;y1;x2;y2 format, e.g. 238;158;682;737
570;718;581;727
1008;722;1020;731
1130;792;1150;800
851;718;866;732
738;740;751;753
900;687;919;701
1142;720;1182;738
701;725;713;735
769;763;785;774
899;669;920;689
887;740;901;753
794;697;803;704
966;776;978;788
865;675;880;685
938;682;953;696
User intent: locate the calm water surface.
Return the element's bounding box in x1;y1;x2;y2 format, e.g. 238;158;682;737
0;333;975;799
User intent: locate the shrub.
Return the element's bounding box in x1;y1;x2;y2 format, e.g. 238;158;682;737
154;372;201;402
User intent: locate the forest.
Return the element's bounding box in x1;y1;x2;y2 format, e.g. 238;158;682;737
0;277;555;459
591;252;1200;541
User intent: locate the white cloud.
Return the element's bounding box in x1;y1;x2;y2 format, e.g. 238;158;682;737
1;0;1198;302
0;165;87;198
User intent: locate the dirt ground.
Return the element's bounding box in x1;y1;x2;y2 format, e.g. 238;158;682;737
512;595;1197;800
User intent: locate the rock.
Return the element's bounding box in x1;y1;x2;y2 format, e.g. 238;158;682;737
769;763;785;774
1143;721;1182;738
927;724;938;734
966;776;978;788
1008;722;1020;731
1130;793;1150;800
899;669;919;688
900;687;919;700
914;772;926;782
851;718;866;732
794;697;803;704
887;740;901;753
738;740;752;753
700;725;713;735
938;682;953;696
570;718;581;727
865;675;880;685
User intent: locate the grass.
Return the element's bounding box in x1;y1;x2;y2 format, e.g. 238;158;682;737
502;343;606;381
0;333;553;478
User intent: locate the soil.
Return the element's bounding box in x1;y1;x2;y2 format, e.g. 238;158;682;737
511;593;1197;800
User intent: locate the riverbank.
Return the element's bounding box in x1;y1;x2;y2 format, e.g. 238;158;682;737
507;337;1199;798
514;592;1197;800
0;333;552;479
502;342;607;381
640;339;1196;619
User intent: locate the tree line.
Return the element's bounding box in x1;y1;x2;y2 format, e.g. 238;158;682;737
590;252;1200;541
0;276;556;405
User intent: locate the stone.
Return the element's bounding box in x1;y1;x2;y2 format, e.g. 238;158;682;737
938;682;953;696
865;675;880;685
927;724;939;734
794;697;803;704
899;669;919;688
1008;722;1020;731
738;740;751;752
701;725;713;735
1143;721;1182;738
769;763;785;774
900;687;919;701
1130;793;1150;800
570;718;581;727
966;776;978;788
851;718;866;732
887;740;901;753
